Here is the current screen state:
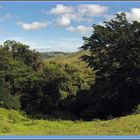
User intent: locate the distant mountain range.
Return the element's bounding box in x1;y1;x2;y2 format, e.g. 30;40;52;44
40;51;73;59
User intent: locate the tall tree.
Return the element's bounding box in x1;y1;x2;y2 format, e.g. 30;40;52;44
81;13;140;119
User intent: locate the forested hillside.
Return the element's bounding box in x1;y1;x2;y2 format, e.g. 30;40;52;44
0;13;140;121
0;40;94;120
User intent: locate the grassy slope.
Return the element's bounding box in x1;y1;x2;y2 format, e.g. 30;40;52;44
0;108;140;135
45;51;88;64
45;50;95;79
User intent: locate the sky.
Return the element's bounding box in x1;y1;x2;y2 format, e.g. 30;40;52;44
0;1;140;52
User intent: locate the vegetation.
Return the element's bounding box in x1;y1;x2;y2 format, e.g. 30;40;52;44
41;51;71;59
0;39;94;120
0;13;140;130
0;108;140;135
81;13;140;119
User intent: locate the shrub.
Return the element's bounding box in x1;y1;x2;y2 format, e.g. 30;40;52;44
0;95;20;110
133;104;140;114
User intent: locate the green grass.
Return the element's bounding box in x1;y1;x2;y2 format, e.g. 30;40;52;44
0;108;140;135
45;51;89;65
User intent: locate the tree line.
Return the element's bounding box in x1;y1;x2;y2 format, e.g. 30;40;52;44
0;13;140;120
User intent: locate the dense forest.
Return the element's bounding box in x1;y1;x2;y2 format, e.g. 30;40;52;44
0;13;140;121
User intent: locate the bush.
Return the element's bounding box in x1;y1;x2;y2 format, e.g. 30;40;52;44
0;95;20;110
133;104;140;114
0;80;20;110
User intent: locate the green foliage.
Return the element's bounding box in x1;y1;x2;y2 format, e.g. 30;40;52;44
0;79;20;110
0;13;139;121
81;13;140;119
133;104;140;114
41;58;94;117
41;51;71;59
2;95;20;110
0;40;43;112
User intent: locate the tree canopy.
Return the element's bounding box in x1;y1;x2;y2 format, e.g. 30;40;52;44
0;13;140;120
81;13;140;119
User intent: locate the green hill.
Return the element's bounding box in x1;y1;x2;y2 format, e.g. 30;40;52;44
0;108;140;135
40;51;72;59
45;50;93;73
45;51;88;63
44;50;95;90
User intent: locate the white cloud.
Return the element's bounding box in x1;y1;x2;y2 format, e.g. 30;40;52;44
45;38;82;52
56;14;74;27
0;6;2;9
98;21;105;26
17;21;48;31
50;4;73;15
66;26;74;32
125;8;140;22
0;14;11;23
104;14;115;21
66;25;92;35
0;36;47;52
32;38;82;52
49;4;108;27
1;36;82;52
54;10;94;27
63;13;93;23
77;4;108;17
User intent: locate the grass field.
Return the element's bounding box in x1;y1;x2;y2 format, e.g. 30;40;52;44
0;108;140;135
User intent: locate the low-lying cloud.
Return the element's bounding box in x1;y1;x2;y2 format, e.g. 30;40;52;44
17;21;48;31
0;14;11;23
125;8;140;22
66;25;92;35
